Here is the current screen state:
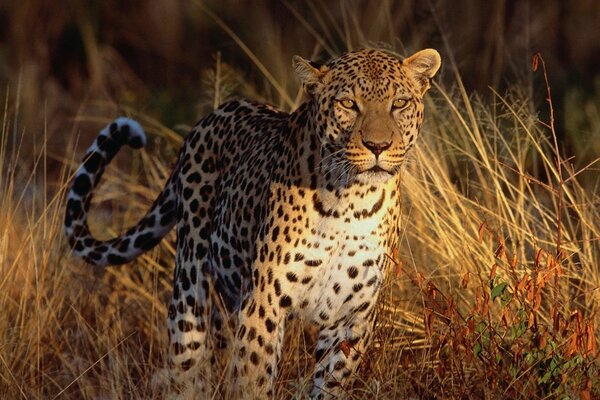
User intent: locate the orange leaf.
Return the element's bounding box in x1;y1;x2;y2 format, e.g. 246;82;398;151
490;263;498;280
559;249;567;261
494;244;504;259
528;312;535;329
526;283;534;303
395;259;404;277
510;253;518;268
586;321;597;356
538;331;547;349
536;272;545;286
532;53;539;72
517;273;529;292
553;308;561;334
461;272;470;289
339;340;352;358
563;319;571;337
502;307;511;327
566;334;578;357
533;292;542;312
447;297;455;315
475;287;482;314
503;249;513;265
534;248;544;267
580;388;591;400
478;222;486;242
426;312;435;334
467;318;475;335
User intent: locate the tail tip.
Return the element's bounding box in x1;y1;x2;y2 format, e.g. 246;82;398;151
114;117;147;149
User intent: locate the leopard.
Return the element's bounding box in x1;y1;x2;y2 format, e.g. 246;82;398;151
64;48;441;398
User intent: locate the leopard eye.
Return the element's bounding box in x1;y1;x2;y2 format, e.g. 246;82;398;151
392;99;408;110
339;99;357;110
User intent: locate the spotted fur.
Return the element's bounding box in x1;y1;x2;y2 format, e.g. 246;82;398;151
65;48;441;398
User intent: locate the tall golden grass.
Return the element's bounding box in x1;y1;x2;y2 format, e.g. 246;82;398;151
0;2;599;399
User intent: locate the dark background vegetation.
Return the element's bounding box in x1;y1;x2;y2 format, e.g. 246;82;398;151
0;0;599;167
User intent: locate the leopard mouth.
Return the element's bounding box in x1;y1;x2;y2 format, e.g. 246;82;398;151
358;165;393;176
366;165;389;173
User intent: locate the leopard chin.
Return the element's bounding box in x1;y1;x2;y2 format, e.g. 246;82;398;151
354;168;395;185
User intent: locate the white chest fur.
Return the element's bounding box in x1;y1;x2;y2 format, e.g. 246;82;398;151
281;181;396;323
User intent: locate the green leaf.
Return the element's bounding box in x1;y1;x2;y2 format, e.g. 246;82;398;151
473;341;482;358
491;282;509;301
476;321;487;333
540;370;551;384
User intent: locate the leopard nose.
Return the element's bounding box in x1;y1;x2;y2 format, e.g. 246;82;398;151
362;140;391;156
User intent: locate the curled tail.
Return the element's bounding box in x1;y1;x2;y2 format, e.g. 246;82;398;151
65;118;178;266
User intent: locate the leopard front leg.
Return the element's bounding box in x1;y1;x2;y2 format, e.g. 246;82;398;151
310;306;377;399
232;288;286;399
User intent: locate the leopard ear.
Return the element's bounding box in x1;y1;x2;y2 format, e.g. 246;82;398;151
403;49;441;94
293;56;328;96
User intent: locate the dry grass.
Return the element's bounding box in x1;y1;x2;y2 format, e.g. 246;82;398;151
0;2;599;399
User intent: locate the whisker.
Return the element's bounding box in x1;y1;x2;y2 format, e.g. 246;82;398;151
322;159;349;176
319;148;346;166
333;162;353;186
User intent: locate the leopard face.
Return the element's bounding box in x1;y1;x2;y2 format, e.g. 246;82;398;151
294;49;440;185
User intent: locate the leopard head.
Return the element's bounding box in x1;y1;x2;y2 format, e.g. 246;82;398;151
294;48;441;185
